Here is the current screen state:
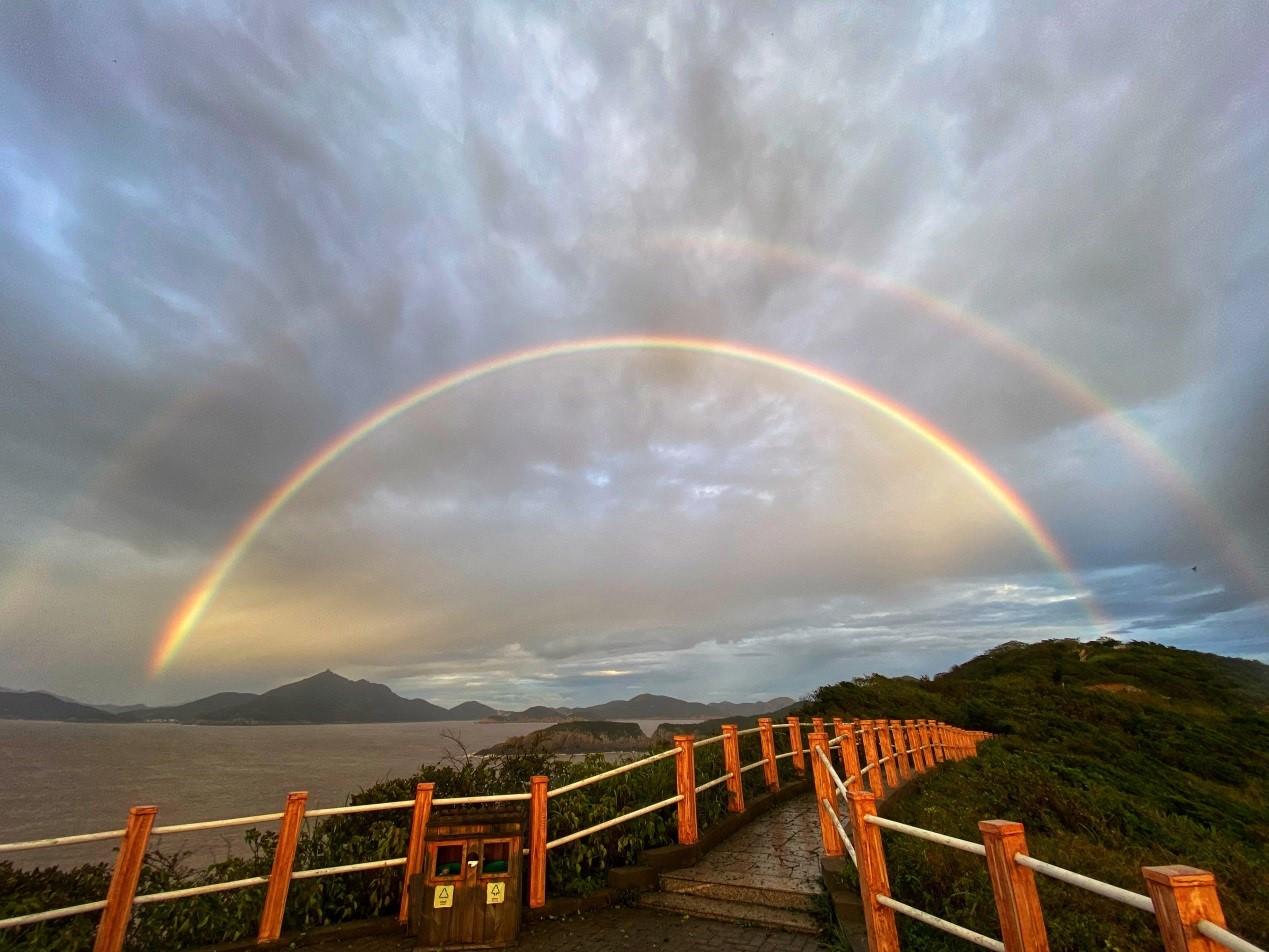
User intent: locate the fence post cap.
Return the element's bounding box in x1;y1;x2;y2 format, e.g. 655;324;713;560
978;819;1024;835
846;788;876;803
128;805;159;816
415;781;435;793
1143;865;1216;886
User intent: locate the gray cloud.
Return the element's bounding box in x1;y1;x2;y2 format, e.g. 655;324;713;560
1;1;1266;705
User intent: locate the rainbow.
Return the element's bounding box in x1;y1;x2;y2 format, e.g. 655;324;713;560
653;231;1266;599
149;336;1101;674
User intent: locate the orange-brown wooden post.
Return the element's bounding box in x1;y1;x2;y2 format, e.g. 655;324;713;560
1143;866;1229;952
980;820;1049;952
847;790;900;952
757;718;779;791
808;731;844;857
931;722;946;762
952;727;965;760
257;791;307;942
903;720;923;773
787;715;806;775
811;715;826;736
859;720;884;795
890;720;912;780
674;735;699;845
528;775;548;908
871;720;898;789
832;719;851;780
92;805;156;952
398;781;435;923
919;720;937;770
722;724;745;813
839;720;863;788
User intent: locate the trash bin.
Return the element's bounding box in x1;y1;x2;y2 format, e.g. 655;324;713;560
410;802;525;949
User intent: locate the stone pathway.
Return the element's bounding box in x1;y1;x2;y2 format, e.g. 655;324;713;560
668;793;824;896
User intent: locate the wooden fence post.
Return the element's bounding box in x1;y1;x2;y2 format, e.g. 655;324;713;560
398;781;434;923
808;731;844;857
812;715;826;736
1143;866;1228;952
722;724;745;813
831;718;848;774
847;790;901;952
980;820;1049;952
859;720;884;795
674;735;699;845
787;715;806;775
92;805;156;952
890;720;912;780
758;717;779;791
904;720;924;773
916;720;935;770
839;720;863;787
932;722;947;762
528;775;548;908
872;720;899;790
257;791;307;943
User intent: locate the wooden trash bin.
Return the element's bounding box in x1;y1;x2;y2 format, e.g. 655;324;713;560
409;802;525;950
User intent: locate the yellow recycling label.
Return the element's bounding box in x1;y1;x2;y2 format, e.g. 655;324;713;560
433;885;453;909
486;882;505;904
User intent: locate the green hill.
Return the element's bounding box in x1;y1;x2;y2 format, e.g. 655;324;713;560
811;637;1269;949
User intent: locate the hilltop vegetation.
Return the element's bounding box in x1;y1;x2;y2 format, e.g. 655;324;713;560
812;638;1269;950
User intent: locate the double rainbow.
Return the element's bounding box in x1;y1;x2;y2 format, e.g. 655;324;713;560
150;336;1099;674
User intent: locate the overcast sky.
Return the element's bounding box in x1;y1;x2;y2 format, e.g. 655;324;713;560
1;2;1266;708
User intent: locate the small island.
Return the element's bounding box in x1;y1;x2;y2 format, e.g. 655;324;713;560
477;720;651;755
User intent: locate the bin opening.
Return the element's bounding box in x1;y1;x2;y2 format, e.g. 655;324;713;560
434;843;463;877
481;841;510;875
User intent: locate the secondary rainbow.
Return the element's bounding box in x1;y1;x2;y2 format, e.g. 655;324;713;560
150;336;1100;674
654;231;1265;598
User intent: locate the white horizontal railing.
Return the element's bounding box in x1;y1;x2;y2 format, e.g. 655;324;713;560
739;759;768;774
545;795;683;850
0;900;109;930
694;773;732;794
132;876;270;905
1197;919;1266;952
547;746;679;798
151;812;287;834
0;829;127;853
821;798;856;865
877;895;1005;952
1012;853;1154;913
291;857;406;880
692;734;724;749
865;815;986;857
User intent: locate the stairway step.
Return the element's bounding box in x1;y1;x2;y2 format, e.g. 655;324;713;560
639;890;822;935
658;873;820;912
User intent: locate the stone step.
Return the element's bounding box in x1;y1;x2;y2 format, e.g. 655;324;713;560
658;872;820;912
638;890;822;935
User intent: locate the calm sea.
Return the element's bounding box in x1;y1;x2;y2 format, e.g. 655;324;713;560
0;719;676;869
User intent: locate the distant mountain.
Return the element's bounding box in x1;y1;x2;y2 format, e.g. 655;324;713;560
0;691;118;722
447;700;497;719
478;720;649;755
487;705;568;723
94;703;151;714
118;692;260;722
574;693;794;719
198;671;450;724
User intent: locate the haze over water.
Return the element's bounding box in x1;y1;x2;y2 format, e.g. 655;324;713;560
0;719;676;869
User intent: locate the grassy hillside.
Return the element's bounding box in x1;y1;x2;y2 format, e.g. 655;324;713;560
812;637;1269;950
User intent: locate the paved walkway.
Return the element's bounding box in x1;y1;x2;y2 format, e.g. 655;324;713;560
669;793;824;896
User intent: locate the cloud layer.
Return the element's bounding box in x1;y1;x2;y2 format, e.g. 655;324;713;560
1;2;1266;705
